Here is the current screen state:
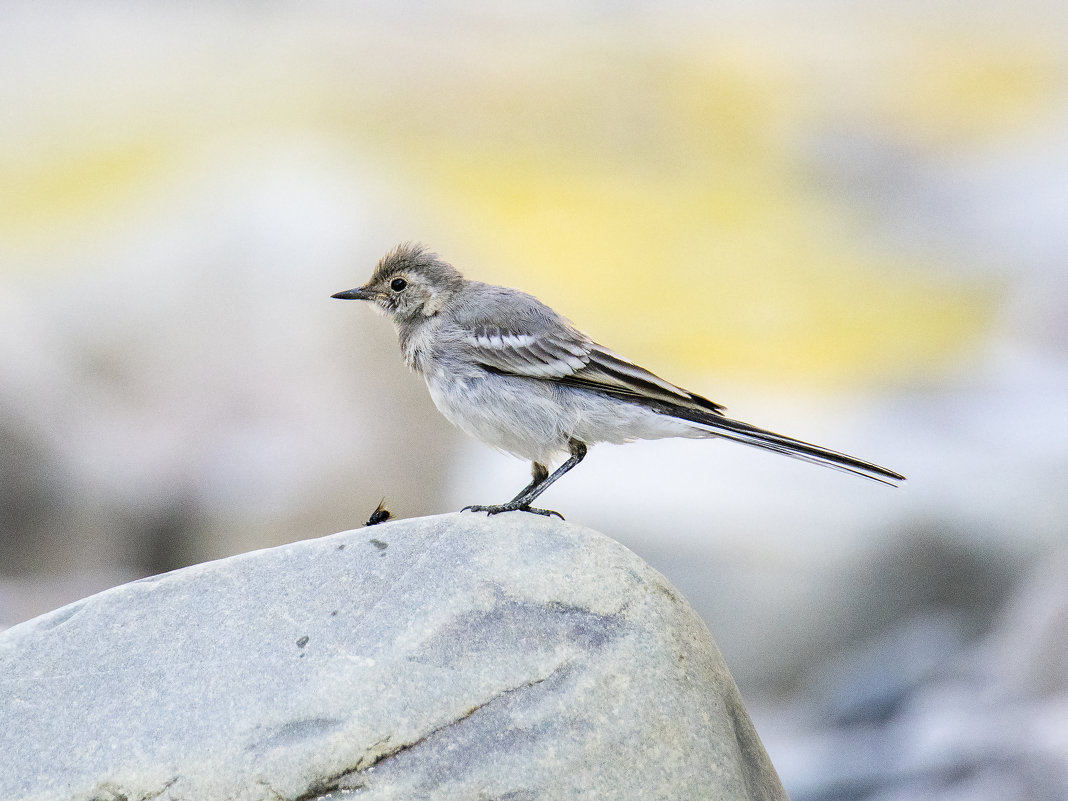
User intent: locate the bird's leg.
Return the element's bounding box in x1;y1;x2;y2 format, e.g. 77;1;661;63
514;462;551;501
462;440;587;520
515;440;586;509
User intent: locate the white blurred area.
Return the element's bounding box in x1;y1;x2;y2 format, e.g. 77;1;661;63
2;2;1067;799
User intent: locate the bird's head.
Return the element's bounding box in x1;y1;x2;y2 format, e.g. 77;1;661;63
332;243;464;323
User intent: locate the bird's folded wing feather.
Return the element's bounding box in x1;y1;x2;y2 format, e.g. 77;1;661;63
464;324;591;378
464;321;725;416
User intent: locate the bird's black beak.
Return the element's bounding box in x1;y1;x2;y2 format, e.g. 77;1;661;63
331;286;371;300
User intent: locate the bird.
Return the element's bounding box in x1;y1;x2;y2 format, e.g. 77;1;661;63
333;243;904;519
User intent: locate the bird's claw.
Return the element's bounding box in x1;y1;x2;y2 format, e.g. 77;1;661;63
461;503;564;520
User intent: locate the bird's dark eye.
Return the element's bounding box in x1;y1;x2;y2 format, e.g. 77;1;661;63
390;277;407;292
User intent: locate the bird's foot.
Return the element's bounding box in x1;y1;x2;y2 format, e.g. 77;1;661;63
461;502;564;520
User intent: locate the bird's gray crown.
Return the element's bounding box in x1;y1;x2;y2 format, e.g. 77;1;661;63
372;243;462;286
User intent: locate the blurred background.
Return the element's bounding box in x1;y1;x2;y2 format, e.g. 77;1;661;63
2;1;1066;798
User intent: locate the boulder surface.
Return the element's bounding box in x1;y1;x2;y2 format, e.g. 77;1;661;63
0;513;787;801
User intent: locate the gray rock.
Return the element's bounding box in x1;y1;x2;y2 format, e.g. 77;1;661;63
0;513;787;801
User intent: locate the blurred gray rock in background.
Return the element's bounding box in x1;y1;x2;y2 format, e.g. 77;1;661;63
761;546;1068;801
0;513;787;801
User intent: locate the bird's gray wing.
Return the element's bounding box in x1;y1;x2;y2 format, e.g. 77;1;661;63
463;322;593;378
564;344;726;415
462;311;725;416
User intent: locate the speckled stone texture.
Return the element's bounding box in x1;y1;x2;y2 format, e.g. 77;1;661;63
0;513;787;801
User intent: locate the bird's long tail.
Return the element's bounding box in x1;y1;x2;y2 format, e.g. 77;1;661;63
677;408;905;485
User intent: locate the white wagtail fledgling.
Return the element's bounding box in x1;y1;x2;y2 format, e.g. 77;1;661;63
333;244;904;518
